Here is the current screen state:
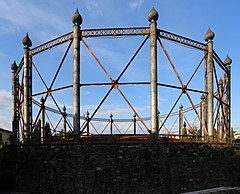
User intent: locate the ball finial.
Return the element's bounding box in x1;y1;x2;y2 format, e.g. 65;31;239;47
204;27;215;41
218;78;223;85
72;8;83;25
63;105;67;112
40;96;45;104
201;94;205;100
86;110;89;116
179;103;183;109
22;33;32;47
224;55;232;66
148;6;159;22
11;61;17;71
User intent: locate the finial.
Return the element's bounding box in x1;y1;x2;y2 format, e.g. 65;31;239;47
86;110;89;116
179;103;183;109
110;113;113;118
63;105;66;112
204;27;215;41
201;94;205;100
40;96;45;103
133;114;136;118
11;61;17;71
72;8;83;25
22;33;32;47
218;78;223;85
224;55;232;66
183;122;186;128
148;6;159;22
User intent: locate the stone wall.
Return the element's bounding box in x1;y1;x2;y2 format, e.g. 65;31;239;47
0;142;239;193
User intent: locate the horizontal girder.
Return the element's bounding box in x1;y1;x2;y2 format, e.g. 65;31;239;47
15;27;225;76
158;29;206;51
81;27;149;37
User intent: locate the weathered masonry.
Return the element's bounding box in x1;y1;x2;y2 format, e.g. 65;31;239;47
0;142;240;193
11;7;231;143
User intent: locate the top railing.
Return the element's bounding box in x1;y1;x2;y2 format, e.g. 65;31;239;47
16;27;226;76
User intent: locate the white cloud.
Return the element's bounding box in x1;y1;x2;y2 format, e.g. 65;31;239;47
0;90;12;129
0;90;11;111
0;1;70;35
84;0;103;18
81;103;149;118
128;0;144;9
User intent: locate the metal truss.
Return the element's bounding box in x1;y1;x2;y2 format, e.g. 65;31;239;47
15;27;225;75
158;29;206;51
13;22;229;143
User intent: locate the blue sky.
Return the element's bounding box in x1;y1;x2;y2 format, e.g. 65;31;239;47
0;0;239;133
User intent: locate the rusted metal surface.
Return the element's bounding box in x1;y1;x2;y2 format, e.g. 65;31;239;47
81;38;150;133
82;27;149;37
158;38;208;136
158;29;206;51
205;29;214;142
149;8;158;137
73;20;81;137
13;8;230;144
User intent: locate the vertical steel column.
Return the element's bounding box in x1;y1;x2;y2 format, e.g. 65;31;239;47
29;55;32;137
204;28;215;143
218;78;223;142
72;9;82;139
224;55;232;142
40;97;45;144
16;76;20;141
204;51;208;130
86;111;90;136
11;61;18;143
133;114;136;135
200;94;206;141
63;106;67;137
110;113;113;135
148;6;159;140
179;104;183;140
22;33;32;142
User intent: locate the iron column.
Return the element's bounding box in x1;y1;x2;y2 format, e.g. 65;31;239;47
200;94;206;141
218;78;223;142
40;97;45;144
86;111;90;136
110;113;113;135
224;55;232;142
11;61;18;143
29;54;33;136
148;6;159;140
179;104;183;140
133;114;136;135
204;28;215;143
22;33;32;142
63;106;67;137
72;9;82;139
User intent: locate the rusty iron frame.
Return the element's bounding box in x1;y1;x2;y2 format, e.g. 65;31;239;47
157;37;209;136
14;26;228;142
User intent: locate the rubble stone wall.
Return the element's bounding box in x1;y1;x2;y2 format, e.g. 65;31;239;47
0;142;239;193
